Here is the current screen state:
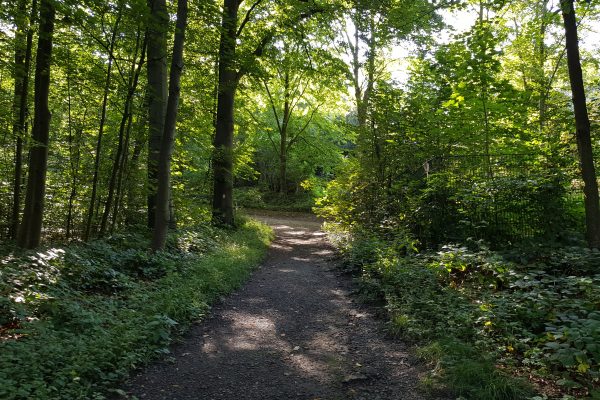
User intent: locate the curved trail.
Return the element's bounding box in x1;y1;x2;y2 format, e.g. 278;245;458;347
121;212;438;400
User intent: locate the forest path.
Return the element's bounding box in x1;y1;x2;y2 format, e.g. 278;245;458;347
121;211;438;400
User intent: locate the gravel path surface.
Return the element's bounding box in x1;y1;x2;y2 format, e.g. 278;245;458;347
120;212;441;400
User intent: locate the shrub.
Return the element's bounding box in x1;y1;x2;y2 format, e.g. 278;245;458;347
327;223;600;398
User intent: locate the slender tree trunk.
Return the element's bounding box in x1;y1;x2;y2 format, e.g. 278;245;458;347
84;9;122;240
476;10;492;177
363;16;375;124
66;125;82;239
111;94;139;232
65;49;83;240
66;187;76;239
152;0;187;250
351;26;364;127
536;0;549;136
212;0;239;226
113;88;148;231
146;0;169;229
279;70;290;194
560;0;600;248
353;14;376;128
100;32;146;235
125;138;144;225
65;48;74;239
10;0;36;239
17;0;54;249
279;145;287;194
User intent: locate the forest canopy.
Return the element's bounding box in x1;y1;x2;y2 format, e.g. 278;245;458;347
0;0;597;249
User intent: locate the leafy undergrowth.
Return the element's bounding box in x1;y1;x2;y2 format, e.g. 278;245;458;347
0;218;273;400
235;186;315;212
326;223;600;399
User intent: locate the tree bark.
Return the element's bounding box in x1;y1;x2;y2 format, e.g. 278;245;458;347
560;0;600;248
124;137;145;225
10;0;36;240
152;0;188;250
536;0;549;136
211;0;239;226
146;0;169;229
350;12;375;129
17;0;54;249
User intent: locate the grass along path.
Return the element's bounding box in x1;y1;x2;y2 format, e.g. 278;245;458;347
0;219;271;400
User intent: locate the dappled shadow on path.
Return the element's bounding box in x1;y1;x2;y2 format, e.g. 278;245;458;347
120;213;436;400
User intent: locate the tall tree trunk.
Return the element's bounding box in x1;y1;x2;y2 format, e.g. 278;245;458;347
351;26;363;126
10;0;36;239
66;125;83;239
100;32;146;235
211;0;239;226
17;0;54;249
125;138;144;225
65;48;74;239
351;13;375;129
560;0;600;248
65;49;84;240
84;8;122;240
279;70;290;194
536;0;549;136
111;95;139;232
146;0;169;229
152;0;187;250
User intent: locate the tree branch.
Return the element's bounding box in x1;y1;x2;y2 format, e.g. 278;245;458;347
245;107;279;154
237;0;263;37
287;102;322;151
263;79;283;134
236;1;325;81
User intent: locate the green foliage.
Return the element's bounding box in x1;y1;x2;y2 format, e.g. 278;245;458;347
235;182;331;212
0;219;272;399
232;187;266;210
328;220;600;398
259;191;315;212
408;168;575;246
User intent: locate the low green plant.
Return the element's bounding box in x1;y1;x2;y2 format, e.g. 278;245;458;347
327;223;600;398
0;219;272;400
419;340;533;399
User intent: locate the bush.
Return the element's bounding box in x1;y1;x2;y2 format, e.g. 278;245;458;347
234;187;266;209
234;186;318;212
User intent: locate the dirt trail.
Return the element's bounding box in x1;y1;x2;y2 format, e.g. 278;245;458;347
121;212;439;400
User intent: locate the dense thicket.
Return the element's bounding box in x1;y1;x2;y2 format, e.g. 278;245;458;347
0;0;354;245
319;0;600;249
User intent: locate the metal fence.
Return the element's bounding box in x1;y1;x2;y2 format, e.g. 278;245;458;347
411;154;579;245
